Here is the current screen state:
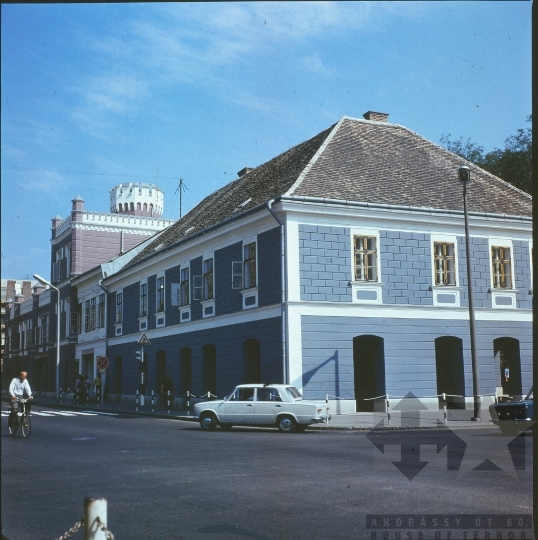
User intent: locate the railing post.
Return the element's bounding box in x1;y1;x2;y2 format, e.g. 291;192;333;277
151;390;155;413
83;497;107;540
442;393;447;424
187;390;191;416
136;390;139;412
167;390;171;415
67;387;71;405
386;396;391;426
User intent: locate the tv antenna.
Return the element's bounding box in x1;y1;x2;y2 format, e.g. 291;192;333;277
174;177;190;218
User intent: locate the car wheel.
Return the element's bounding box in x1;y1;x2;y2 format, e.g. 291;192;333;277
277;415;297;433
199;412;217;431
220;423;233;430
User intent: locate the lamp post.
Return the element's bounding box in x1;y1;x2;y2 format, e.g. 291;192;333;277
458;166;481;420
33;274;61;401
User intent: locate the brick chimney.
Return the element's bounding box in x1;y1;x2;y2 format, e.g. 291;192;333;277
363;111;389;122
22;280;32;300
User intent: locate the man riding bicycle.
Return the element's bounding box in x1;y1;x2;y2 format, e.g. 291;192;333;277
9;371;33;426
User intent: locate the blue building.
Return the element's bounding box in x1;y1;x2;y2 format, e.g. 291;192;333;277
99;112;532;413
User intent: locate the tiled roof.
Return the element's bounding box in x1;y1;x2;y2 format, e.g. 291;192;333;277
126;116;531;269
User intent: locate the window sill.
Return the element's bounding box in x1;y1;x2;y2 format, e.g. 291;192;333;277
350;281;383;304
431;286;461;307
114;323;122;336
179;305;191;322
241;287;259;309
201;299;215;318
490;289;518;309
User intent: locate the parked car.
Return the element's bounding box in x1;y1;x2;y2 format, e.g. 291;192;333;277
193;383;331;432
489;387;534;436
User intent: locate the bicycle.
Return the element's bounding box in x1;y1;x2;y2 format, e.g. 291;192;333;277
8;398;32;438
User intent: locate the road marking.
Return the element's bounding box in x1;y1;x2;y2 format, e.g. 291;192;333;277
3;409;118;417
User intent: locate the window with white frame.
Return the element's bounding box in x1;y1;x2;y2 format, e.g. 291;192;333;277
97;294;105;328
243;242;257;289
434;242;456;286
491;246;512;289
156;276;165;312
140;282;147;317
116;292;123;323
354;236;377;281
180;267;190;306
203;258;214;300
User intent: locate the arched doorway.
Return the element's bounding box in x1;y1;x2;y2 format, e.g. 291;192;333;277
202;344;217;397
179;347;192;396
353;335;385;412
243;339;261;383
114;356;123;396
435;336;465;409
494;338;522;399
156;350;166;393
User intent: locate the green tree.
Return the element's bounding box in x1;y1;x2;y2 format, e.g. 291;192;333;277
440;115;532;195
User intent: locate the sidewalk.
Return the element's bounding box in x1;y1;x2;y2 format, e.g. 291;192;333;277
3;393;498;430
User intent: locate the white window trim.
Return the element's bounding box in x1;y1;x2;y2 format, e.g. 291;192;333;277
431;233;461;307
241;287;259;309
114;289;123;335
242;237;258;289
202;252;215;301
139;280;148;318
488;238;517;309
529;239;533;295
200;298;215;318
156;272;165;314
350;228;382;304
180;263;191;306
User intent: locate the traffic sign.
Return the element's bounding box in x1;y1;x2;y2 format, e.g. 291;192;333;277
138;332;151;345
96;356;109;370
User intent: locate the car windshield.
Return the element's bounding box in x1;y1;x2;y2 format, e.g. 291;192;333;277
286;386;303;400
524;387;533;400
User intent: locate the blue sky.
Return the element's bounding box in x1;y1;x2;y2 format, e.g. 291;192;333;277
1;2;531;280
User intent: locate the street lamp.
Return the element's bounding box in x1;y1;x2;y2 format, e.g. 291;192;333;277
458;166;481;420
33;274;61;401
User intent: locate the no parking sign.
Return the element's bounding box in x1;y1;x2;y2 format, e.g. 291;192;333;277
96;356;109;371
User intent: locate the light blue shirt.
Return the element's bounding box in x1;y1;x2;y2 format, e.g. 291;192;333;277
9;377;32;398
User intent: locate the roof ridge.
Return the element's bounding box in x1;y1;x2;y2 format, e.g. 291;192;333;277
285;118;345;196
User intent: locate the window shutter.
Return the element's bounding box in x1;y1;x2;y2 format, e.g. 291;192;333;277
192;275;202;300
232;261;243;289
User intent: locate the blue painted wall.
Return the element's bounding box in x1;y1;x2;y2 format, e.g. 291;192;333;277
106;316;282;397
300;315;532;401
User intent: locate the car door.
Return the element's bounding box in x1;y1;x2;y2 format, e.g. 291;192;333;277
254;387;284;424
222;387;255;423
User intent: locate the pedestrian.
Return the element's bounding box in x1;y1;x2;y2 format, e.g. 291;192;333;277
9;370;33;426
161;373;174;408
84;375;91;405
93;374;102;403
75;374;84;405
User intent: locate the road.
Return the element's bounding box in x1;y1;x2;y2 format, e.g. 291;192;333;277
1;409;533;540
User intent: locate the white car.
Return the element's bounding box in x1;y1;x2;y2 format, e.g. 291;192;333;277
193;384;331;432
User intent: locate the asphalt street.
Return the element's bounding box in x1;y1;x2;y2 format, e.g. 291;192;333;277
1;409;533;540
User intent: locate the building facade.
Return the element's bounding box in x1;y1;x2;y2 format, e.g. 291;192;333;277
99;113;532;412
4;115;532;413
3;185;175;395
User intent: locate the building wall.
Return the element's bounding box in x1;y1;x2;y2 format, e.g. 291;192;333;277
299;314;532;400
106;316;283;398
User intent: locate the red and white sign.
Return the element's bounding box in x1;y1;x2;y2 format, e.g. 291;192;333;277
96;356;109;370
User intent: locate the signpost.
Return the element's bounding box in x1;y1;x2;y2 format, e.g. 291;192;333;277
137;334;151;406
95;356;109;408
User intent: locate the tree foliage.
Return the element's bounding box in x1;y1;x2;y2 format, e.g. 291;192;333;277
440;115;532;195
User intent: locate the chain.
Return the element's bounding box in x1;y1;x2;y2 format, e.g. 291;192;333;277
96;517;115;540
55;518;83;540
54;517;114;540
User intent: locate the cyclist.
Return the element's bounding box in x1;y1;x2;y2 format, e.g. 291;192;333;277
9;370;33;426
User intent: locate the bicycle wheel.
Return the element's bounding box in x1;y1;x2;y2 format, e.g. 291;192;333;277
21;414;32;438
8;413;19;436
